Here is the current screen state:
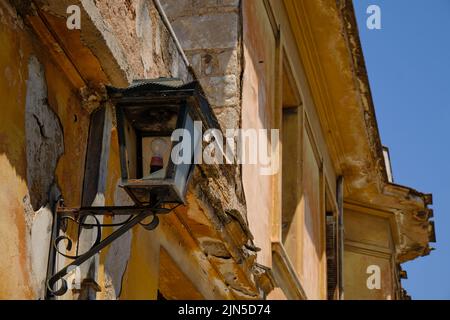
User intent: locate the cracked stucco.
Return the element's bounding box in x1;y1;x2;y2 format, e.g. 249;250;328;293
24;56;64;298
25;56;63;211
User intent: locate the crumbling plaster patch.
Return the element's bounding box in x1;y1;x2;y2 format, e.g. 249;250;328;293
23;194;53;298
25;56;64;211
79;0;134;83
25;55;64;298
79;0;192;83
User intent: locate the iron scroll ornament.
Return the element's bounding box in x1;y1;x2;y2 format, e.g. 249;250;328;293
47;199;180;297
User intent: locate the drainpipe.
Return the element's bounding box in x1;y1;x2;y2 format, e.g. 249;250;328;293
337;176;344;300
153;0;190;68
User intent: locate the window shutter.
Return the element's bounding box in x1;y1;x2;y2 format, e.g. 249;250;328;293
326;214;338;300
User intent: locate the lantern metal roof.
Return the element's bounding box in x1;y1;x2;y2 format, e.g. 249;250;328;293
107;78;219;131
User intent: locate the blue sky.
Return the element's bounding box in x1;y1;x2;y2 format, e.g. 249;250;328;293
353;0;450;299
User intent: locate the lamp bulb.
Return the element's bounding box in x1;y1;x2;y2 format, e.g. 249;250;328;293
150;138;168;174
151;138;168;157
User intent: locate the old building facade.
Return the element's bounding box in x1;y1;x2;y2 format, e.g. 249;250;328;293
0;0;435;300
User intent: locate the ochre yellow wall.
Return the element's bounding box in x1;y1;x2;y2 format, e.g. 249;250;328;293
242;0;329;300
120;227;160;300
0;1;89;299
344;250;394;300
344;207;397;300
299;127;326;299
0;3;33;298
241;0;277;269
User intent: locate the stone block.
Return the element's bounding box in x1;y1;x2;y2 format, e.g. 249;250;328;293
193;0;240;9
160;0;193;20
187;49;238;77
170;13;238;50
215;106;240;130
199;75;238;107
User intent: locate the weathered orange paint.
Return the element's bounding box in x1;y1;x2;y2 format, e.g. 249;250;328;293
120;226;160;300
241;0;276;267
0;1;37;298
0;0;90;298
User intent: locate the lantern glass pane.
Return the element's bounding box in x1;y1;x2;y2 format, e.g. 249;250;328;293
173;112;198;199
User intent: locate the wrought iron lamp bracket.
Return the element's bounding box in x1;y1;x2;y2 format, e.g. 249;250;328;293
46;198;179;298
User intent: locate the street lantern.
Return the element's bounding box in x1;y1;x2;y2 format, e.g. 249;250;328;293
46;79;218;298
107;78;216;205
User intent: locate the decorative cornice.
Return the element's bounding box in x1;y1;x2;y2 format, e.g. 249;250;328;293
283;0;347;177
335;0;388;188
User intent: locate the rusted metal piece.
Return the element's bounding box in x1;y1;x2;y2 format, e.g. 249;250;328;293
46;199;178;298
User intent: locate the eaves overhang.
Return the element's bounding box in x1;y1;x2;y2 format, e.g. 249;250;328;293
283;0;435;262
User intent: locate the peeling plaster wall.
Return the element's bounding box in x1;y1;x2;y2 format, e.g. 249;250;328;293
3;0;195;300
24;55;63;298
0;2;36;299
82;0;192;83
0;0;91;299
3;0;265;300
25;56;63;211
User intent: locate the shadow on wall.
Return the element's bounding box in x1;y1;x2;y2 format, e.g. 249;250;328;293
0;53;63;298
0;4;68;298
